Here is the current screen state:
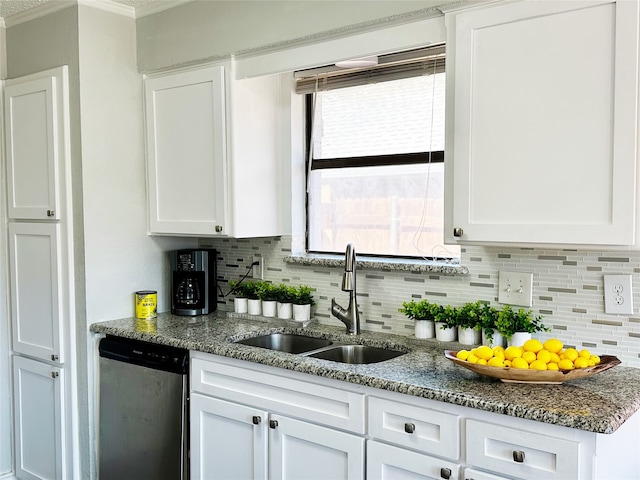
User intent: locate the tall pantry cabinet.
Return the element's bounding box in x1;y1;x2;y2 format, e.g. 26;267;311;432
3;66;75;480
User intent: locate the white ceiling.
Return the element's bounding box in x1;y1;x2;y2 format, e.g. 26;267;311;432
0;0;164;20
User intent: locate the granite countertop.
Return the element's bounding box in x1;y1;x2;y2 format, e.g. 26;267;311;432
90;312;640;435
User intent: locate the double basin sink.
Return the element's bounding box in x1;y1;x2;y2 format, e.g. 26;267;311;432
236;333;406;365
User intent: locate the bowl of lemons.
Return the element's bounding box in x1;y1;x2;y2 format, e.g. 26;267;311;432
445;338;620;384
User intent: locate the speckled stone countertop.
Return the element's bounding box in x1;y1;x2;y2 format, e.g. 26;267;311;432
90;312;640;435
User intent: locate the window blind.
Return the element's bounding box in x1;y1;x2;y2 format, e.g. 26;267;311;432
295;44;445;94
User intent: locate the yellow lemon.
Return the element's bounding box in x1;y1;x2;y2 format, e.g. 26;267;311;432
558;359;575;370
456;350;470;361
529;359;548;370
504;346;523;360
466;354;479;364
574;357;589;369
549;352;561;363
504;359;512;368
487;357;505;368
543;338;563;354
537;350;552;364
492;346;505;354
579;349;591;359
493;350;505;362
590;355;601;365
547;362;559;371
523;339;544;353
475;345;494;361
511;357;529;369
564;348;579;361
522;351;537;364
476;358;488;366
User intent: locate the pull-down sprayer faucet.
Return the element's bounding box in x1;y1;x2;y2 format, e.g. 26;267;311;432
331;243;360;335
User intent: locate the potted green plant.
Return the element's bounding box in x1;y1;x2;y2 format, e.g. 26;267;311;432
495;305;548;346
400;299;439;339
434;304;457;342
292;285;315;322
456;301;485;346
477;304;504;347
257;282;279;317
228;280;248;313
229;280;262;314
275;283;296;320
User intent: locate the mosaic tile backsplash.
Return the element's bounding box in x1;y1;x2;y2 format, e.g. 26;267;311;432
200;236;640;368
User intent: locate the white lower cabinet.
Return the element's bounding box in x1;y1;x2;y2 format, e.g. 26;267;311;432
367;440;459;480
12;356;65;480
190;352;640;480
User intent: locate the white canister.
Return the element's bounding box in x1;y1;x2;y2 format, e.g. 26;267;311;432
414;319;435;339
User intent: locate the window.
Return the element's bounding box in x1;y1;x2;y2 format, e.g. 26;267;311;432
298;45;459;260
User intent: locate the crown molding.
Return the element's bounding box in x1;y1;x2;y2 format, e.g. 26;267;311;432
4;0;75;27
78;0;135;18
134;0;192;18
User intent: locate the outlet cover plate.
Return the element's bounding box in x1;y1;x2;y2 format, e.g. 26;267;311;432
498;271;533;307
604;274;633;315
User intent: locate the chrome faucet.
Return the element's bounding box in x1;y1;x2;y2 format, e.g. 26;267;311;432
331;243;360;335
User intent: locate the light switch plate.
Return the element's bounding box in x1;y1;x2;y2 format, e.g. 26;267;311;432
252;254;263;280
604;274;633;315
498;271;533;307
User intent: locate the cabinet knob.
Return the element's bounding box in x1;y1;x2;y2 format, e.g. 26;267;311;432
51;371;59;379
47;209;55;217
513;450;525;463
269;419;278;429
440;467;452;479
453;227;463;237
51;354;59;361
404;422;415;434
252;416;261;425
215;225;223;233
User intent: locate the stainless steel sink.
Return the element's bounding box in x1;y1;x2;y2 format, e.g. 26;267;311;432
307;344;406;364
236;333;333;354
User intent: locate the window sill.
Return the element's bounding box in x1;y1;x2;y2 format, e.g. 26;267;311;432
284;253;469;275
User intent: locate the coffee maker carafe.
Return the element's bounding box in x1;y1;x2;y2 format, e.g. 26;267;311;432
170;249;217;316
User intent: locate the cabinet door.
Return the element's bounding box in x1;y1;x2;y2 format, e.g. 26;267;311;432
367;440;459;480
145;65;227;236
190;393;268;480
446;0;639;246
13;355;65;480
269;414;365;480
9;223;64;363
4;66;68;221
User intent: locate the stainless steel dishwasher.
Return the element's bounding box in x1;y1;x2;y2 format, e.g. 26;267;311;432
99;336;189;480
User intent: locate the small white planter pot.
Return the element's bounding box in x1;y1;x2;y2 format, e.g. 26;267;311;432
248;299;262;316
414;319;435;339
482;329;506;348
234;297;248;314
262;300;277;318
277;302;293;320
435;323;457;342
508;331;532;347
293;304;311;322
458;327;481;346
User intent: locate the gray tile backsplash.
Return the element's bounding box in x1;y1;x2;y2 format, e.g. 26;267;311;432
200;236;640;368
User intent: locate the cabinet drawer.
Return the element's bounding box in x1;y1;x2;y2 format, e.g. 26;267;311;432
462;467;510;480
367;440;459;480
368;396;460;460
465;419;580;480
191;356;365;433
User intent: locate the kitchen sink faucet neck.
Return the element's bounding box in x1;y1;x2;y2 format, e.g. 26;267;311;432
331;243;360;335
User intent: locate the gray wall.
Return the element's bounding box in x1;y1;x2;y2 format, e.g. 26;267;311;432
136;0;453;72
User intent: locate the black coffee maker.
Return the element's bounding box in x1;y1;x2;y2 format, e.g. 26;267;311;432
170;249;217;316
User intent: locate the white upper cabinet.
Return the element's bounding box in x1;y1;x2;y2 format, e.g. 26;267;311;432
4;66;69;221
144;62;288;238
445;0;639;246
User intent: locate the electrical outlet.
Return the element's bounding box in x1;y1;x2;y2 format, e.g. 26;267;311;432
252;255;263;280
604;274;633;315
498;271;533;307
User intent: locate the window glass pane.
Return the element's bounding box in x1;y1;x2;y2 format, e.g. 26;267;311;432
308;163;460;258
312;73;445;160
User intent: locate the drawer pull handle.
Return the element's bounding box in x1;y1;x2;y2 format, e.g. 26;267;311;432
513;450;525;463
404;422;415;434
440;467;452;479
47;209;55;217
252;416;261;425
51;354;59;361
453;227;463;237
51;371;59;379
269;420;278;429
